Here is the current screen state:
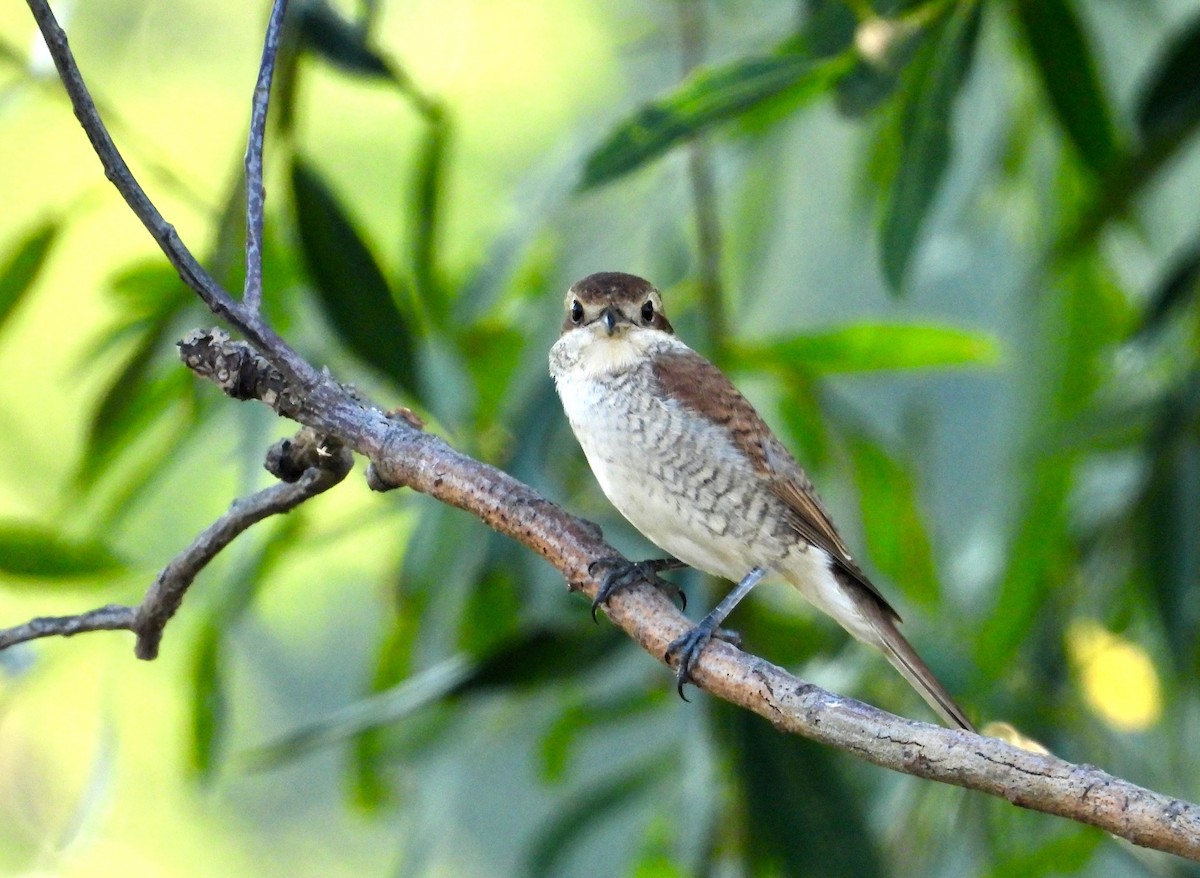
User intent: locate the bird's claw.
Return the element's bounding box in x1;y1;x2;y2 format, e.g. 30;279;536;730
665;624;740;700
586;557;687;623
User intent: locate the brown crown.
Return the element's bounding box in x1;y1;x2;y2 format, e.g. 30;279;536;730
563;272;674;334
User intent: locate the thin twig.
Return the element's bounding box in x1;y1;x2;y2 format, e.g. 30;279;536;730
22;0;236;321
243;0;289;312
134;431;353;659
23;0;317;389
0;605;135;651
0;430;352;659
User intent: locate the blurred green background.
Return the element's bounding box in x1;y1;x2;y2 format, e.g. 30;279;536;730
1;0;1199;875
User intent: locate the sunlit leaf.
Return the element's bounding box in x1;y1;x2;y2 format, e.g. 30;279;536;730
0;219;58;337
879;2;982;291
581;52;852;189
1013;0;1120;176
291;159;420;398
0;521;124;580
733;323;998;377
298;0;391;79
844;432;939;606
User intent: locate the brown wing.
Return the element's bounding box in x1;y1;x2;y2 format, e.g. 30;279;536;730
653;349;900;620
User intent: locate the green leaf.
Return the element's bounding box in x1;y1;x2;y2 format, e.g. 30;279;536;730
291;160;420;398
526;756;670;878
1137;240;1200;335
411;109;450;324
844;432;939;606
243;656;474;769
189;621;226;780
0;521;124;580
0;220;58;337
879;2;983;291
78;321;192;491
1134;11;1200;147
719;705;882;877
539;688;664;783
1139;374;1200;672
581;52;852;190
459;626;626;692
1062;15;1200;248
733;323;998;377
298;0;392;80
1013;0;1120;176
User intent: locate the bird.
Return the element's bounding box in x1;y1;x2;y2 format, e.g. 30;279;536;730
548;271;973;730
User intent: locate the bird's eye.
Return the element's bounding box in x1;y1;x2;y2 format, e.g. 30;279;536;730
570;300;584;324
641;300;655;322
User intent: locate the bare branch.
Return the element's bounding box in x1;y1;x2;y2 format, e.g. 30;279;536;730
133;429;353;659
0;428;352;658
23;0;321;391
22;0;237;321
0;605;135;651
243;0;289;312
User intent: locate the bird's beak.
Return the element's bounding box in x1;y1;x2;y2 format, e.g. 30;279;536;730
601;306;619;336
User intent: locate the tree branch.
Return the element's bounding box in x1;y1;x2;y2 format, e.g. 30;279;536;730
10;0;1200;864
242;0;288;312
0;428;352;657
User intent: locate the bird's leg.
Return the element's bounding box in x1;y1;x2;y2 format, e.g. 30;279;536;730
665;566;766;699
587;556;688;621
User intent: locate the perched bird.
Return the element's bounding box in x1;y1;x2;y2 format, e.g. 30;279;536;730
549;271;972;730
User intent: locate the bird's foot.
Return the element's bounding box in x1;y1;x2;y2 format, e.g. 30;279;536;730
587;557;687;622
664;622;740;700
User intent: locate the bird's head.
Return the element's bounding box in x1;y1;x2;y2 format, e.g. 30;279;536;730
560;272;674;338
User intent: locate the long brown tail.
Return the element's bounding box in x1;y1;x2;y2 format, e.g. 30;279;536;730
856;595;974;731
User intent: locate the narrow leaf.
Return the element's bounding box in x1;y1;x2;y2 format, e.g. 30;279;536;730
581;52;851;189
78;320;191;491
298;0;392;80
879;2;982;291
0;521;124;580
1134;11;1200;146
527;757;669;878
844;432;939;606
243;656;473;769
720;705;882;877
0;220;58;337
1013;0;1120;176
1138;241;1200;335
411;110;450;323
291;160;420;397
190;622;226;779
734;323;998;377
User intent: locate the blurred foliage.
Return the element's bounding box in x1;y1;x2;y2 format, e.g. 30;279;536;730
2;0;1200;876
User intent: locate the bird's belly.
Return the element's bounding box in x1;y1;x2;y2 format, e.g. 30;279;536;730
556;372;788;581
